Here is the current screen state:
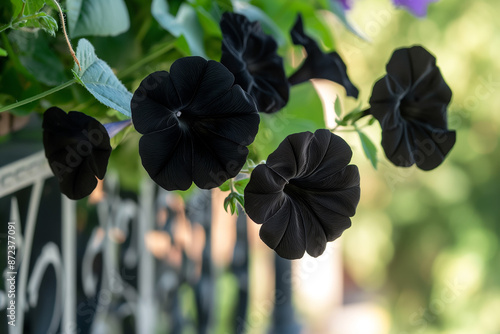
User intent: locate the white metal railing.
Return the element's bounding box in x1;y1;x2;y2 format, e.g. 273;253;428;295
0;151;157;334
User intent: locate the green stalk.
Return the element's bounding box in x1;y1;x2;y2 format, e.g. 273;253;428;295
0;24;11;34
0;12;47;34
0;79;76;113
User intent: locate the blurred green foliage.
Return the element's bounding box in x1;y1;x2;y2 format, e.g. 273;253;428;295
339;1;500;333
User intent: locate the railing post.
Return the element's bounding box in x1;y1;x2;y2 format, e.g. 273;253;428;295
62;197;77;334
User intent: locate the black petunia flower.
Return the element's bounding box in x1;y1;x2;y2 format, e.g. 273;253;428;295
131;56;260;191
244;129;360;260
220;12;289;113
288;14;359;98
42;107;112;200
369;45;456;170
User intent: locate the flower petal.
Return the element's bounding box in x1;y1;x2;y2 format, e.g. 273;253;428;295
244;164;287;223
131;71;180;134
190;85;259;144
260;200;306;259
170;57;234;111
191;134;248;189
290;165;361;217
288;14;359;98
410;123;456;170
220;12;289;113
42;107;111;200
139;125;193;191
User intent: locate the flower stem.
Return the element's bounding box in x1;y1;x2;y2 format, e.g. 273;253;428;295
18;2;26;19
16;12;46;22
0;79;76;113
351;108;371;123
0;24;11;34
0;12;47;34
330;123;371;133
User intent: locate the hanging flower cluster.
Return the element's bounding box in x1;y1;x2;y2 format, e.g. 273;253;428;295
40;9;454;260
220;12;358;112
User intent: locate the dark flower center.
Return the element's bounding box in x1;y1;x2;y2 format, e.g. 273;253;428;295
283;180;306;201
399;95;429;122
175;109;189;129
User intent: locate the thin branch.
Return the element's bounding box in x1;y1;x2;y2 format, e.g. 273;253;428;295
0;79;76;113
52;0;80;71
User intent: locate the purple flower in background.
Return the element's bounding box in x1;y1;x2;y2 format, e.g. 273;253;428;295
338;0;352;10
392;0;439;17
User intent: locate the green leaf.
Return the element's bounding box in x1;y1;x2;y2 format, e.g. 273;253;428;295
67;0;130;38
334;95;342;119
368;116;376;126
234;193;244;208
232;1;286;46
342;106;364;123
9;29;66;86
1;1;14;25
234;178;249;194
0;47;7;56
195;6;221;38
152;0;206;57
215;0;232;12
0;66;42;115
356;129;378;169
24;0;46;15
37;12;58;35
230;200;236;215
174;34;190;56
223;192;243;216
219;179;231;192
10;0;23;17
223;195;232;213
7;1;58;36
73;38;133;117
25;12;58;36
303;12;335;50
